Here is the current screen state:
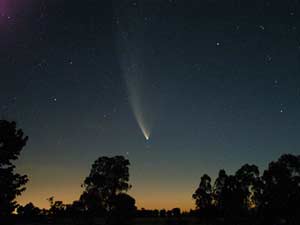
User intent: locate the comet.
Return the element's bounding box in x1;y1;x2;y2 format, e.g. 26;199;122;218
135;111;150;140
114;1;153;140
124;69;152;141
121;53;152;141
126;77;151;141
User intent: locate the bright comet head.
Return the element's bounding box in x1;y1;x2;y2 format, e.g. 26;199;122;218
136;117;150;141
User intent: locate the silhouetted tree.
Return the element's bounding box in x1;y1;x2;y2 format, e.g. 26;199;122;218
108;193;136;225
171;208;181;217
137;208;168;218
62;200;87;225
235;164;260;210
83;156;132;224
213;169;228;214
0;120;28;220
47;197;66;218
160;209;166;217
153;209;159;217
193;154;300;225
71;200;85;213
79;189;106;217
17;202;41;220
260;154;300;224
214;166;260;221
166;210;173;217
193;174;213;214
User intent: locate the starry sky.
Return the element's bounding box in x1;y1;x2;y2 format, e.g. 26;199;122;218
1;0;300;210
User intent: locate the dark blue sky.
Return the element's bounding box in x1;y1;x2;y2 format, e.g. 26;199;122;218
1;0;300;209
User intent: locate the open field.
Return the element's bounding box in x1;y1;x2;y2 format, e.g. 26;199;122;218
134;217;202;225
16;217;204;225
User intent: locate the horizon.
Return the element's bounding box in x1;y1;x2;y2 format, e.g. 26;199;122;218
1;0;300;214
16;152;280;211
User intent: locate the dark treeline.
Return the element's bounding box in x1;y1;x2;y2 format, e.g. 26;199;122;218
136;208;182;218
1;120;300;225
192;155;300;225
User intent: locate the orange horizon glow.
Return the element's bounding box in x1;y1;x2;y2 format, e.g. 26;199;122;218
16;163;198;212
17;187;195;211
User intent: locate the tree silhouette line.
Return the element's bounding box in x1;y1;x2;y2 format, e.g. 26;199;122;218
1;120;300;225
192;155;300;225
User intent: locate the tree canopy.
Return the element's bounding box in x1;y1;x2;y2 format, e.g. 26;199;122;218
0;120;28;218
193;154;300;224
82;156;135;224
193;174;213;211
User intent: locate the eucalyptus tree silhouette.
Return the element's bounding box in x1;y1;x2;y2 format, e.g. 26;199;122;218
193;154;300;225
82;156;135;224
193;174;213;214
213;169;228;213
79;188;106;217
0;120;28;220
235;164;260;210
108;193;136;225
260;154;300;224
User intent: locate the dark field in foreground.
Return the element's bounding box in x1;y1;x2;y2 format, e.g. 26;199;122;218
17;218;203;225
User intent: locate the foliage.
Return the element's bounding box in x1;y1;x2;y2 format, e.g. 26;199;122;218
0;120;28;218
17;202;41;218
79;189;106;216
82;155;135;224
108;193;136;225
260;154;300;224
193;174;213;212
47;196;67;217
193;154;300;225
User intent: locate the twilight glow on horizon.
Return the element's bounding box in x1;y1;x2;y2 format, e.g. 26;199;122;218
1;0;300;211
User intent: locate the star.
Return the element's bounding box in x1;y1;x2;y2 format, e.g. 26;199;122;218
273;80;279;88
259;25;265;30
279;104;286;113
50;97;57;102
266;55;272;62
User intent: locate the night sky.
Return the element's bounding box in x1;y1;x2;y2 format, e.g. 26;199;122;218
1;0;300;210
